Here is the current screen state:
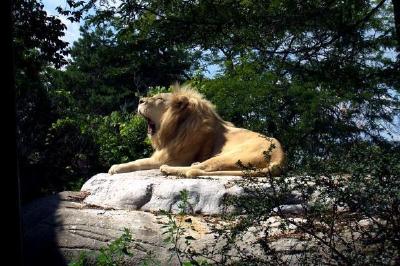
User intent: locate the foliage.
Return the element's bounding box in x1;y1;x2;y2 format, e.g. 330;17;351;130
87;112;152;166
161;189;190;265
18;63;153;199
71;0;400;145
161;189;211;266
13;0;68;71
54;18;196;115
68;252;89;266
68;228;134;266
39;110;151;195
147;85;172;96
14;0;193;201
59;0;400;170
13;0;69;201
96;228;134;266
199;140;400;265
41;115;100;193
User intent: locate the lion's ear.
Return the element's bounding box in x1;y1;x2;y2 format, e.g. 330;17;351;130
171;95;189;110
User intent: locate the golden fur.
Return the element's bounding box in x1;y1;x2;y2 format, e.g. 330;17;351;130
108;85;285;177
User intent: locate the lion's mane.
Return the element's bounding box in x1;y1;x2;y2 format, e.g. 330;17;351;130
151;87;231;159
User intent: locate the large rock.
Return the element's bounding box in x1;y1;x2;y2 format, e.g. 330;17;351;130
22;171;312;265
80;170;302;215
22;191;187;265
22;191;310;266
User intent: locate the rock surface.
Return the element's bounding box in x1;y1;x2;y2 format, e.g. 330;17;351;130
80;170;302;214
22;171;311;265
22;191;310;266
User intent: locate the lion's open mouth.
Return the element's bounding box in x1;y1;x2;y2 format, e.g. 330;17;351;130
146;118;156;135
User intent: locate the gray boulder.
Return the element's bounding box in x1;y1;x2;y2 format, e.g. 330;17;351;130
81;170;302;215
22;171;313;265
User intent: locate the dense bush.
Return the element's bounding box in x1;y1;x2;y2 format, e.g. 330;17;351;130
176;140;399;265
39;111;151;196
87;112;152;167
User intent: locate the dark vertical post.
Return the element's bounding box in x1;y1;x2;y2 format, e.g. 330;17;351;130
5;0;23;264
393;0;400;53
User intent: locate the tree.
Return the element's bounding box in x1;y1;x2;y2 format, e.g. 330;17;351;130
60;0;399;152
13;0;69;201
28;3;199;199
51;16;197;115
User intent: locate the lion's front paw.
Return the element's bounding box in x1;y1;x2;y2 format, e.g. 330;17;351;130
108;164;123;175
160;164;171;176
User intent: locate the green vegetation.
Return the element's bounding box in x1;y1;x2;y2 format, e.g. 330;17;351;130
161;189;197;265
213;142;400;264
68;228;134;266
14;0;399;264
160;189;211;266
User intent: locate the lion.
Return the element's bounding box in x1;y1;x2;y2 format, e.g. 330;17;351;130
108;85;285;177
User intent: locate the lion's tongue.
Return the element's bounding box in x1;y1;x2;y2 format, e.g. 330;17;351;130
147;118;156;135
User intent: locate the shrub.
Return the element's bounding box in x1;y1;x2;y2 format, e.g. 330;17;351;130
206;140;400;264
68;228;134;266
33;111;151;198
87;111;152;167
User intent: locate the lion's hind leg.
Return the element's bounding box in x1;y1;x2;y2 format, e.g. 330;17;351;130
160;154;244;178
159;164;207;178
160;165;193;177
183;154;280;177
159;164;254;178
159;152;271;178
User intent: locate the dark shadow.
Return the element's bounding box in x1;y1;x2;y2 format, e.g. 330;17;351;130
22;194;66;266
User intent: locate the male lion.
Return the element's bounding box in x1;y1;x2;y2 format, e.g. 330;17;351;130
108;85;285;177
